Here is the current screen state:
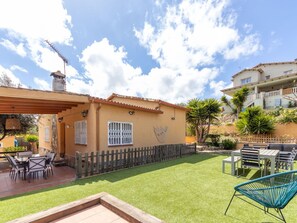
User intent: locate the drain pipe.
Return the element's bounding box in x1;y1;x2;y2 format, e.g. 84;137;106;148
96;104;101;152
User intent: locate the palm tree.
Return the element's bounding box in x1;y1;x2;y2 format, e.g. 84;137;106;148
236;106;275;135
221;87;249;118
186;98;221;143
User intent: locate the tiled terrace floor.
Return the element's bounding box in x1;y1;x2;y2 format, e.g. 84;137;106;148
0;165;76;199
51;204;128;223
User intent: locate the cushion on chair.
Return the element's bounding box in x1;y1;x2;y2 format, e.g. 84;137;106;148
242;161;262;168
268;144;283;151
282;144;297;152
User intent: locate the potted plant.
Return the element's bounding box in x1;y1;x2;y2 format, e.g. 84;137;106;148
25;135;39;154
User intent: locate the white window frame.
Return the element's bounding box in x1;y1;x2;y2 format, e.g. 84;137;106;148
108;121;133;146
241;77;251;85
44;126;50;142
74;120;87;145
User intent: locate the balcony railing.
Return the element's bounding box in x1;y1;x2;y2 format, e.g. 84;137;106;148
263;90;280;98
283;87;297;95
243;87;297;109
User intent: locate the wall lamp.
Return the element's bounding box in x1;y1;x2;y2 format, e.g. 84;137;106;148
81;110;89;118
58;117;64;123
128;110;135;115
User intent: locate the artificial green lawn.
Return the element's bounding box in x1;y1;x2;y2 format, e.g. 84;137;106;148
1;153;297;222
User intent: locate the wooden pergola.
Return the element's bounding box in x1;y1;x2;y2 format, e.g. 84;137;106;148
0;86;89;114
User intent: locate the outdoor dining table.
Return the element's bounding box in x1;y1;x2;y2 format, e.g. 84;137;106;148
231;149;280;176
14;154;43;180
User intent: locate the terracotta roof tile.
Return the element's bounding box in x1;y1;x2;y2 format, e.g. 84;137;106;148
107;93;188;111
89;97;163;114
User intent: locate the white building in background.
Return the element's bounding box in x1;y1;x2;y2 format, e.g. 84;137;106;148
221;59;297;110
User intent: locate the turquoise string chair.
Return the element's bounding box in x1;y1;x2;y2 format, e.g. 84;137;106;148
225;170;297;222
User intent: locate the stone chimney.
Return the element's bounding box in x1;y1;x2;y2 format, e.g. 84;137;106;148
50;70;66;91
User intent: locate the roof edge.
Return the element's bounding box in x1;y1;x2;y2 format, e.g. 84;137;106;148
107;93;188;111
90;97;163;114
232;60;297;78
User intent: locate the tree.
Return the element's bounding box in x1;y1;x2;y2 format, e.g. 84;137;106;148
0;73;37;141
186;98;221;143
236;106;275;135
221;87;249;118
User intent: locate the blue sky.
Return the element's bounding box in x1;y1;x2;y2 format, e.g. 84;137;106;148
0;0;296;103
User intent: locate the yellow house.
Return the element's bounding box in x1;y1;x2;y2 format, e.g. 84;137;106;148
38;93;187;158
0;85;187;160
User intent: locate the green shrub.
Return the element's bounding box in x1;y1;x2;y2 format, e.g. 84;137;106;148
267;107;283;117
3;146;26;152
236;107;275;135
206;134;220;147
25;135;38;142
221;138;237;150
277;108;297;124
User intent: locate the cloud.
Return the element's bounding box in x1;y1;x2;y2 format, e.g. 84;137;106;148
75;38;142;97
244;24;253;33
223;34;262;60
132;67;219;102
135;0;261;68
70;0;262;103
209;80;231;98
33;77;51;90
131;0;262;102
0;0;74;74
10;65;28;73
70;38;219;103
0;0;72;43
0;39;27;57
0;65;23;87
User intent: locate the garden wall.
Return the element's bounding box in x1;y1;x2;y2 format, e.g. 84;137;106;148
185;123;297;144
210;123;297;139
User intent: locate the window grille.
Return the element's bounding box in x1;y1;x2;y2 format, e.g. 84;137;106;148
108;122;133;146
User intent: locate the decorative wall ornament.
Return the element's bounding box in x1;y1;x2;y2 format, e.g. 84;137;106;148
153;126;168;143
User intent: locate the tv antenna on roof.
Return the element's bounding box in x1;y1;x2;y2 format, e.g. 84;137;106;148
45;40;68;75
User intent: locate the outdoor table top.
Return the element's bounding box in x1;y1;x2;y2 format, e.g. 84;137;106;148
232;149;279;158
15;156;29;163
15;154;43;163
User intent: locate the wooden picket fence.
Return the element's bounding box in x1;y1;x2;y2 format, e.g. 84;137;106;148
75;143;196;179
239;135;297;144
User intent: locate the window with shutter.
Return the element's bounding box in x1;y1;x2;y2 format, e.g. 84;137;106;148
45;126;50;142
74;120;87;145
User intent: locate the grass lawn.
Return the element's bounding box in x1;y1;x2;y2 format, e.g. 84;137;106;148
1;153;297;222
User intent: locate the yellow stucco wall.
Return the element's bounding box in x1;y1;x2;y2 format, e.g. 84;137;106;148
56;102;186;156
0;136;15;149
98;104;185;151
57;104;92;156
